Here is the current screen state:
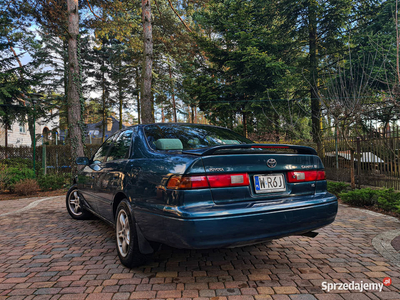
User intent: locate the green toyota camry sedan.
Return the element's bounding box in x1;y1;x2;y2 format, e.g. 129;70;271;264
66;123;338;267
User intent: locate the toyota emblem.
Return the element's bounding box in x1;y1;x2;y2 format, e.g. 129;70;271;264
266;158;277;168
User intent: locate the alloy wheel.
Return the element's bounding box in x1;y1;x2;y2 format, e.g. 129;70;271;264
116;209;130;257
68;191;82;216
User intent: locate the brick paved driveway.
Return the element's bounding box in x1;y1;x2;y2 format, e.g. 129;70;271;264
0;196;400;300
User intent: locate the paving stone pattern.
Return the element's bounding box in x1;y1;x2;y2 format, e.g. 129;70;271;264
0;198;49;216
0;197;399;300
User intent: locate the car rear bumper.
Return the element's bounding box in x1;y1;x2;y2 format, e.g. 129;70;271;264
135;195;338;249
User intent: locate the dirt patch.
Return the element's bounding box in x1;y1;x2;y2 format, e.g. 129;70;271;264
0;189;66;201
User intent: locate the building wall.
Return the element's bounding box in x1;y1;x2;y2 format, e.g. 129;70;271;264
0;114;59;147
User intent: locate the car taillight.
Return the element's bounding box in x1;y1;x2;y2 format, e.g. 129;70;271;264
167;173;250;189
207;173;249;188
316;170;326;180
286;170;326;183
167;175;209;189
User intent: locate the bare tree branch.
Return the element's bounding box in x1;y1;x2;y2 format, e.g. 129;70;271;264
86;0;105;21
167;0;192;33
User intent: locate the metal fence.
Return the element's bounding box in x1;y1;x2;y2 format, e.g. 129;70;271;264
2;130;400;189
0;145;99;174
252;127;400;190
322;128;400;190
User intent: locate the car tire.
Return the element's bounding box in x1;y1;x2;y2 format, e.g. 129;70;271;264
115;200;147;268
66;186;92;220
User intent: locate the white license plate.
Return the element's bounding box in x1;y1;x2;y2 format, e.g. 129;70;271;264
254;174;286;193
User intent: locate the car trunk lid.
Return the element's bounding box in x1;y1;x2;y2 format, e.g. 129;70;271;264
195;145;323;204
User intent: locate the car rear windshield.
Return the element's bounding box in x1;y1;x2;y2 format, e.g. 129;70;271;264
144;124;253;150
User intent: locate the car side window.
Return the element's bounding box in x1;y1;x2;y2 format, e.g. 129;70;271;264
92;137;114;164
106;129;134;161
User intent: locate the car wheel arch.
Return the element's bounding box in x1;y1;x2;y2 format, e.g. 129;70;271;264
113;192;130;220
114;195;155;256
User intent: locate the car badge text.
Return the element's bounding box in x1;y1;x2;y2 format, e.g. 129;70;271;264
301;165;318;169
209;168;224;172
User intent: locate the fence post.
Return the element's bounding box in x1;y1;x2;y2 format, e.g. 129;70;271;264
42;136;46;176
357;137;361;189
335;124;339;170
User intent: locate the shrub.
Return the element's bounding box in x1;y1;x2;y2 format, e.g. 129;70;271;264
327;181;350;196
0;158;32;169
38;174;70;191
1;167;36;191
13;179;39;196
0;163;7;190
376;188;400;213
339;187;400;214
339;188;378;207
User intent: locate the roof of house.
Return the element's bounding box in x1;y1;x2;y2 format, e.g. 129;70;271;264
59;116;125;140
86;116;125;138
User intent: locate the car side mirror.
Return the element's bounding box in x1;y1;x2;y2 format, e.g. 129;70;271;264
76;157;90;165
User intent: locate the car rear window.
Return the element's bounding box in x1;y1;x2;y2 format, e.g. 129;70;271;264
144;124;253;150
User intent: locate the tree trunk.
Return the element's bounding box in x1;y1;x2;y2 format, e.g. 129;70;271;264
169;64;177;122
309;0;322;154
273;112;279;141
229;112;234;130
135;68;141;124
119;82;123;129
350;148;355;189
186;106;190;123
118;64;123;130
63;39;69;137
141;0;155;124
396;0;400;85
27;112;35;147
4;125;8;159
151;91;154;119
242;111;247;138
67;0;85;161
102;60;106;142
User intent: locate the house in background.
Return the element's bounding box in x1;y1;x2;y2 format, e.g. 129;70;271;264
0;114;59;147
325;151;384;163
86;116;125;139
325;150;385;170
59;116;125;144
